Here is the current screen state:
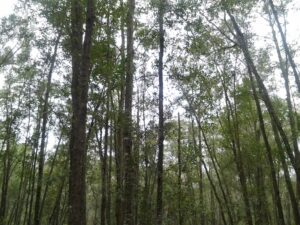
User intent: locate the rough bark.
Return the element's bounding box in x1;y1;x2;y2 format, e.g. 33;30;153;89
68;0;95;224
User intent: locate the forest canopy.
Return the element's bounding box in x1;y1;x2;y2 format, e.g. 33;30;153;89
0;0;300;225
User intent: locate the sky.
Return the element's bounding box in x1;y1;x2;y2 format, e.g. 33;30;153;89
0;0;17;17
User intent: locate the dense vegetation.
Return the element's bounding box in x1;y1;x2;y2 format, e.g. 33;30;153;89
0;0;300;225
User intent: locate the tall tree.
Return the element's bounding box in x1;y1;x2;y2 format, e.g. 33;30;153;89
34;32;61;225
68;0;95;224
123;0;135;224
177;113;182;225
156;0;165;225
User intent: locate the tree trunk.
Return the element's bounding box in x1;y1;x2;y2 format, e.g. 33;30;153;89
177;113;183;225
68;0;95;224
267;0;300;93
226;7;300;185
100;93;109;225
34;32;61;225
271;119;300;224
248;71;285;225
123;0;135;224
156;1;165;225
115;1;126;224
217;67;253;225
226;8;300;224
267;9;300;197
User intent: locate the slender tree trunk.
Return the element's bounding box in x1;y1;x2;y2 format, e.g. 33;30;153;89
0;124;12;225
177;113;183;225
267;9;300;197
115;1;126;224
193;117;234;225
133;90;140;225
226;7;300;185
40;134;62;221
0;94;20;225
100;93;109;225
48;174;66;225
25;115;42;225
202;160;228;225
107;120;113;225
34;32;61;225
210;179;216;225
267;0;300;93
11;108;32;225
217;68;253;225
248;71;285;225
195;122;205;225
123;0;135;224
183;89;234;225
140;76;151;225
226;8;300;224
271;119;300;224
156;1;165;225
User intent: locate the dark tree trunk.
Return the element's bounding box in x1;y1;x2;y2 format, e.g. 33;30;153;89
177;113;183;225
268;0;300;93
0;126;12;225
133;90;140;225
271;120;300;224
217;66;253;225
100;93;109;225
248;71;285;225
34;32;61;225
140;74;152;225
267;9;300;197
193;116;234;225
226;7;300;185
123;0;135;224
115;1;126;224
156;1;165;225
68;0;95;224
25;116;41;225
226;8;300;224
107;120;113;225
202;160;228;225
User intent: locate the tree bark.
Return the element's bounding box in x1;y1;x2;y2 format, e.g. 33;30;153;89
123;0;135;224
115;1;126;224
68;0;95;224
156;1;165;225
100;93;109;225
34;32;61;225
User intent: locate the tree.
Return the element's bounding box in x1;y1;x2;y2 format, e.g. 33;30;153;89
156;0;165;225
68;0;95;224
123;0;135;224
